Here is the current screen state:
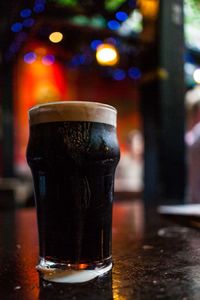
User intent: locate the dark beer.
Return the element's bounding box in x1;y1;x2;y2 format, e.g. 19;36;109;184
26;102;120;281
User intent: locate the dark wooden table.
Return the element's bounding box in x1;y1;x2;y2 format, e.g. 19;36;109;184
1;201;200;300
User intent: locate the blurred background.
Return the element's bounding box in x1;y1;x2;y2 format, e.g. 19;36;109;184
0;0;199;209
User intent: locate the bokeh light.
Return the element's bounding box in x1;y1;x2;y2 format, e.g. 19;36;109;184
115;11;128;21
184;63;196;76
113;68;126;80
90;15;106;28
128;67;141;79
33;3;45;13
139;0;158;18
11;22;23;33
107;20;121;30
193;68;200;84
90;40;102;50
20;9;32;18
49;32;63;43
42;54;55;65
105;0;127;11
96;44;119;66
24;52;37;64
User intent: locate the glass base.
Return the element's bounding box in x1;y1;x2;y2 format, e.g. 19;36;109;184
36;257;112;283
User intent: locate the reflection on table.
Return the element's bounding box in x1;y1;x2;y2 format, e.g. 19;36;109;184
1;200;200;299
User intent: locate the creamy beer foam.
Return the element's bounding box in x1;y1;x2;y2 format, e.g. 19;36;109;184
29;101;117;127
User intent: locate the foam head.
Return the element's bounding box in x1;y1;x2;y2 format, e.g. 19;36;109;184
29;101;117;127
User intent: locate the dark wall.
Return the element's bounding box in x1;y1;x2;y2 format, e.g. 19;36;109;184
159;0;185;201
141;0;185;203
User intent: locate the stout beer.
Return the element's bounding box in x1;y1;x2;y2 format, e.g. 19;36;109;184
26;101;120;282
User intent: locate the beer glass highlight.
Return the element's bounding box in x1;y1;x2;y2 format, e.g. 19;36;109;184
26;101;120;283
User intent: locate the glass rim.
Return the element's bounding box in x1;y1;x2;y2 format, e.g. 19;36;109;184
29;101;117;114
28;101;117;127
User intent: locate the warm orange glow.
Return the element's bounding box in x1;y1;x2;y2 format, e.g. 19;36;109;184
49;31;63;43
78;264;88;269
14;42;68;173
138;0;159;19
96;43;119;66
35;47;47;56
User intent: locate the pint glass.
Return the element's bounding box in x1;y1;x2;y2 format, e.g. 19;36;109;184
26;101;120;283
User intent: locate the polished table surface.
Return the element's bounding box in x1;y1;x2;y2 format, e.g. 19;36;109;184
1;201;200;300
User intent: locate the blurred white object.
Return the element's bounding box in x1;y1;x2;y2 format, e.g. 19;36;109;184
185;85;200;109
115;130;144;192
158;204;200;217
185;86;200;203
